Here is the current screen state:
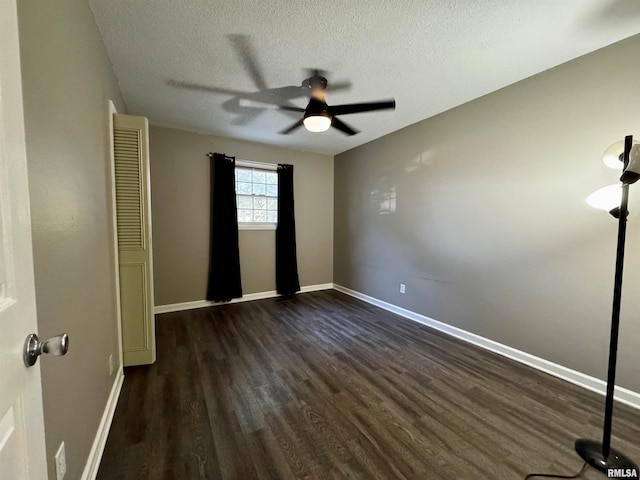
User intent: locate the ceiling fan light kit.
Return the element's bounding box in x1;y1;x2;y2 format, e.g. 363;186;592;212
303;114;331;132
302;95;332;132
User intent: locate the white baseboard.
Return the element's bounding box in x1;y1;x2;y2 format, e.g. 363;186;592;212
81;366;125;480
333;284;640;410
154;283;334;314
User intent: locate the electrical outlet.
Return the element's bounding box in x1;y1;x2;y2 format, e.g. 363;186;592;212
108;354;114;376
55;441;66;480
400;283;406;294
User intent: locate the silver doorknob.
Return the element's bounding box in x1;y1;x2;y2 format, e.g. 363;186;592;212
23;333;69;367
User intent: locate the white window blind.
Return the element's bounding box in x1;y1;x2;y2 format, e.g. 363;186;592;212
234;160;278;228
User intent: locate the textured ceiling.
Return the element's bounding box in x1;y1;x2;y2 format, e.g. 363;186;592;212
89;0;640;155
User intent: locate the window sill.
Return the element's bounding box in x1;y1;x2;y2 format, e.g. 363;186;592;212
238;223;277;231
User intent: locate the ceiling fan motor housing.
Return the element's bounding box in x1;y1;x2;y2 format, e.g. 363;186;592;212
303;75;328;91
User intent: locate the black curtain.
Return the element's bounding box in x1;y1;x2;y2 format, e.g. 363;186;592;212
207;153;242;302
276;164;301;295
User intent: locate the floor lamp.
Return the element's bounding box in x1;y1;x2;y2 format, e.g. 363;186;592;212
577;135;639;475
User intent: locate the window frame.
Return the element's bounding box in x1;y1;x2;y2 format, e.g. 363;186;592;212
234;159;278;231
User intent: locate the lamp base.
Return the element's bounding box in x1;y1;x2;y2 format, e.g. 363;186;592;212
575;439;638;476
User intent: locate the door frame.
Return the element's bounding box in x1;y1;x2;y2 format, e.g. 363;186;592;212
107;100;124;370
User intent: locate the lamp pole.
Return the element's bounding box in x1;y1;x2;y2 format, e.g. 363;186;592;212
574;135;638;475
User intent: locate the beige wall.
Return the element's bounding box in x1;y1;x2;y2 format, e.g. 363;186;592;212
334;34;640;393
18;1;126;478
149;125;334;306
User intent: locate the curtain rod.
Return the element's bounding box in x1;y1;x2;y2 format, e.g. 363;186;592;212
206;152;235;160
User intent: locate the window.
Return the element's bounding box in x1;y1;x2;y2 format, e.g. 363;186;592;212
235;160;278;229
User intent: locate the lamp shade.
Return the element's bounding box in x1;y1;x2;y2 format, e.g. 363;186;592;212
603;139;640;169
303;115;331;132
586;184;621;212
620;144;640;184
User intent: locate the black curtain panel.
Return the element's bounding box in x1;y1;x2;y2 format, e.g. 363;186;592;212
207;153;242;302
276;164;301;296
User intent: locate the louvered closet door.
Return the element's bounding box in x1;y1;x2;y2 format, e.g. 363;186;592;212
113;114;156;366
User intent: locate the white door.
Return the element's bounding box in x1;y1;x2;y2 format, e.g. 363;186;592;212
0;0;48;479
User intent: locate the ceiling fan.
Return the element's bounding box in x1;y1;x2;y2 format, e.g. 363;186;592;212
167;35;352;126
241;71;395;136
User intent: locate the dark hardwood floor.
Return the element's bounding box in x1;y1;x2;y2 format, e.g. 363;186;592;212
97;290;640;479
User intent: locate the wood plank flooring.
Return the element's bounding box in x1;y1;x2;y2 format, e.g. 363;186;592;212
97;290;640;479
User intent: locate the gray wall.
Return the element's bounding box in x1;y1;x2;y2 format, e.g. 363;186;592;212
334;34;640;393
18;1;126;478
149;125;334;306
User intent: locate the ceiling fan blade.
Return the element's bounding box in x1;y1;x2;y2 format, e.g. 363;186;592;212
267;85;312;102
326;80;352;93
279;119;304;134
328;100;396;116
167;79;247;97
331;117;359;136
300;69;351;95
278;105;306;113
305;68;326;79
227;34;268;91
